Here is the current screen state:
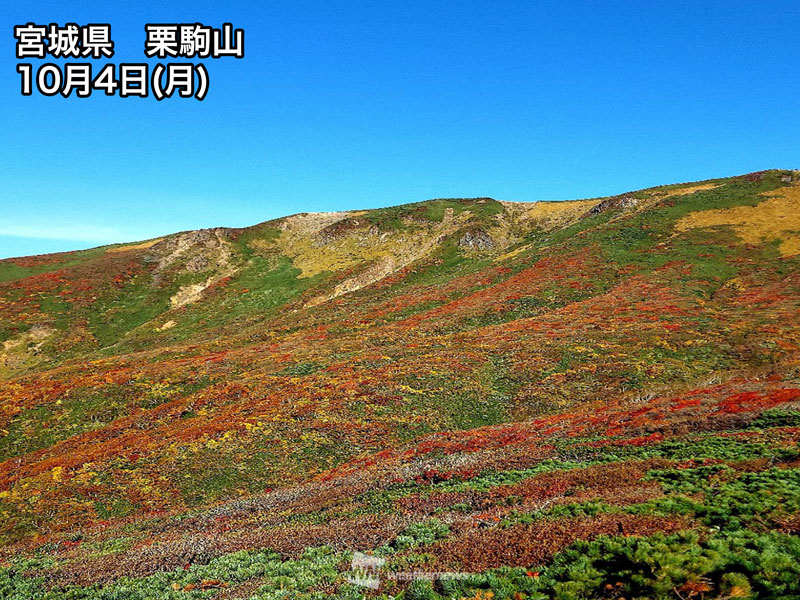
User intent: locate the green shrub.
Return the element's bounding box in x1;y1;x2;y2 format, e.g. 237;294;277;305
752;408;800;429
403;578;441;600
393;519;450;551
447;530;800;600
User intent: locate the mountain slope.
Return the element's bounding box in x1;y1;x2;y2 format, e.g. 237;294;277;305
1;170;800;599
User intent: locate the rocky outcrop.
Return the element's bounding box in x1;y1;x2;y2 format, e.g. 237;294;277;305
142;228;238;308
147;228;232;277
584;194;639;217
459;229;495;250
185;255;210;272
313;218;378;247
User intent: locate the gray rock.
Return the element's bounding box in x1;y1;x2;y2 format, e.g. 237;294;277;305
459;229;495;250
585;194;639;217
185;255;210;272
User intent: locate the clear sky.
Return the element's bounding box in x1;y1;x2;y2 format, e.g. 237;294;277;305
1;1;799;259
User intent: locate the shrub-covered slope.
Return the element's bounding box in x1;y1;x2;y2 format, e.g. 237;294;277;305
1;170;800;598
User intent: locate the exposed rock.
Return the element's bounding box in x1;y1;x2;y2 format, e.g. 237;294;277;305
170;281;213;309
140;228;239;308
185;255;210;272
151;228;230;255
743;171;767;182
584;194;639;217
148;228;235;288
459;229;495;250
148;229;229;271
156;320;176;332
277;211;352;235
314;218;363;247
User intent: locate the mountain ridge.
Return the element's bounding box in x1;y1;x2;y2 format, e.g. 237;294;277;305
3;167;775;261
4;169;793;368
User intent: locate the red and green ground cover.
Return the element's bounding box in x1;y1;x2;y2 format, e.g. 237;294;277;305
1;170;799;598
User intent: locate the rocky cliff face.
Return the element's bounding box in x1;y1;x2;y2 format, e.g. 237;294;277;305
585;193;639;216
458;229;495;250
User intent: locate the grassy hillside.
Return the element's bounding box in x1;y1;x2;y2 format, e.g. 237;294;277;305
1;170;799;599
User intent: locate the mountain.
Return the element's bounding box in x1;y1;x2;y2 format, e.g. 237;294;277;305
2;169;800;599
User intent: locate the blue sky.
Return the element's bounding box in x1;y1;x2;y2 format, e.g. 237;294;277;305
1;1;799;259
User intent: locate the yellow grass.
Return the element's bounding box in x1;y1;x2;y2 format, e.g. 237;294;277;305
500;199;596;229
106;239;163;253
675;184;800;256
663;183;719;197
494;243;532;262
